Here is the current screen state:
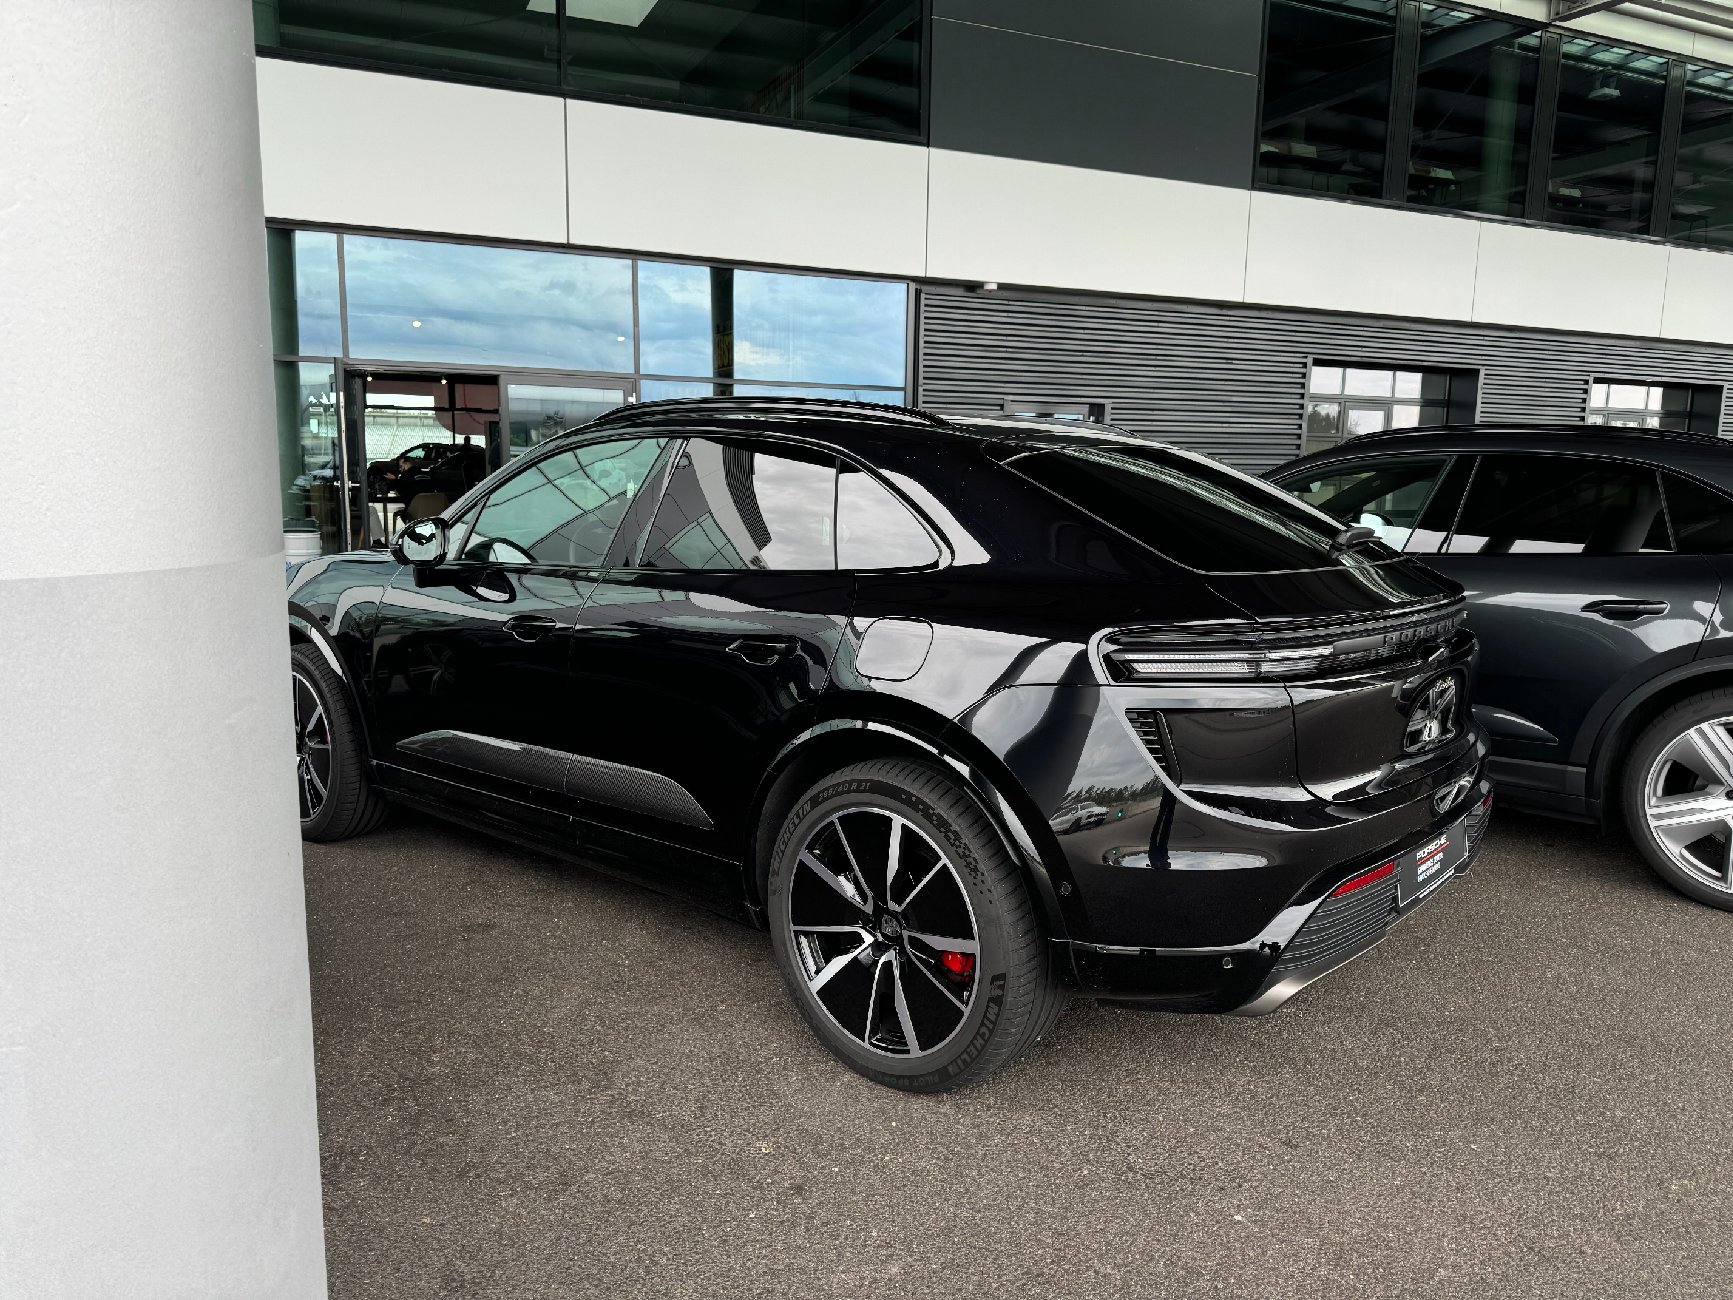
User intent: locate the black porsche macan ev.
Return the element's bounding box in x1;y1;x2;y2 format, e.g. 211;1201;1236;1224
286;398;1491;1091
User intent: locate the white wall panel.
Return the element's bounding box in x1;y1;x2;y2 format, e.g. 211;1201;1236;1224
1472;222;1669;337
565;99;927;276
925;150;1250;301
1661;245;1733;345
257;60;566;243
1244;191;1481;320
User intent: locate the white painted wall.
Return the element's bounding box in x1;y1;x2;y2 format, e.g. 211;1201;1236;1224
2;5;327;1298
566;98;928;276
255;59;1733;349
257;59;566;244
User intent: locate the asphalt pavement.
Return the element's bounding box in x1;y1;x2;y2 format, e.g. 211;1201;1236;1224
304;805;1733;1299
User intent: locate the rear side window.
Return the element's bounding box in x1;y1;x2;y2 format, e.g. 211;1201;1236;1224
1282;456;1451;551
461;436;670;566
639;437;836;570
837;463;940;569
1007;444;1380;573
1663;473;1733;554
1445;454;1669;555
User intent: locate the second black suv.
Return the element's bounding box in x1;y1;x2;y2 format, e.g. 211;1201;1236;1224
1271;425;1733;910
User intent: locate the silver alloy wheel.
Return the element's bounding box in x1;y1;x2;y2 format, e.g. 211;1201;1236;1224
291;668;332;821
1643;714;1733;894
787;807;980;1057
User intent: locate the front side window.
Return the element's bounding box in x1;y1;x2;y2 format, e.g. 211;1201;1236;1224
461;437;671;566
1445;454;1669;555
1283;456;1452;551
1007;444;1387;574
639;439;836;571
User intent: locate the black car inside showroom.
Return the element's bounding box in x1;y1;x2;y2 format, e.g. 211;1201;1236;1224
9;2;1733;1297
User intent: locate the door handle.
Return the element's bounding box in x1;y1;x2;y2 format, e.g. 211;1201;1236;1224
1582;599;1669;621
503;614;560;642
726;637;797;665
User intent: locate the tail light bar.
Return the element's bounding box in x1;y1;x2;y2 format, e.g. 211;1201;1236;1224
1330;860;1396;898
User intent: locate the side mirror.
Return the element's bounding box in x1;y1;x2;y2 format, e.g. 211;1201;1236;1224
391;517;449;567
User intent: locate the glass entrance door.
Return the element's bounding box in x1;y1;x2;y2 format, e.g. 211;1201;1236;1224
343;371;501;548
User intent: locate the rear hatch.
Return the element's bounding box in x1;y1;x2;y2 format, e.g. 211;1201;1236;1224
996;436;1477;805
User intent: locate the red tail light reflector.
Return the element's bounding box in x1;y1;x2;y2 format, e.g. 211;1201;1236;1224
1330;860;1396;898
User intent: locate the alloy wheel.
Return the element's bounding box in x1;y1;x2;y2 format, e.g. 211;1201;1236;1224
292;669;333;821
1643;715;1733;894
787;808;980;1057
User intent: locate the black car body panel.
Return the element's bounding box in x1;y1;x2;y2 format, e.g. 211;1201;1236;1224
290;399;1490;1014
1268;425;1733;822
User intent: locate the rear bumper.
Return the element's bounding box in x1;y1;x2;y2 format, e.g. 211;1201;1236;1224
1070;782;1494;1014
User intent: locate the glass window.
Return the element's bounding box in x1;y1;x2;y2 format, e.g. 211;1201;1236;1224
734;272;906;387
1548;39;1671;233
506;384;627;454
732;385;906;404
560;1;922;138
266;229;341;357
462;437;671;566
275;361;342;554
255;1;922;137
1445;454;1669;554
344;236;633;371
837;464;939;569
256;0;562;87
640;264;906;388
639;439;837;570
1669;65;1733;250
1305;362;1452;452
1261;0;1399;199
1408;11;1540;217
1006;445;1388;574
1281;456;1452;550
640;380;718;402
1663;472;1733;554
1586;378;1695;430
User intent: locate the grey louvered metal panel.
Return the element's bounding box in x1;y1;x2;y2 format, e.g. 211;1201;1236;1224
916;288;1733;473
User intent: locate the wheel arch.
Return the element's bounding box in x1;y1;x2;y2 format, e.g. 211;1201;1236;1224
743;703;1072;944
288;601;381;769
1589;658;1733;825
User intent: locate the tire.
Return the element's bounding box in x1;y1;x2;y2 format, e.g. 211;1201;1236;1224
291;642;388;843
768;759;1066;1092
1623;687;1733;910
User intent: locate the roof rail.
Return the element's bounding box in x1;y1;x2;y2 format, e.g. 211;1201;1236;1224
1346;422;1731;447
583;394;951;431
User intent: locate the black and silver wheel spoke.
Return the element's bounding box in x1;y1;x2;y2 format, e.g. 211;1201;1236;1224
291;670;332;821
1646;716;1733;892
787;807;979;1059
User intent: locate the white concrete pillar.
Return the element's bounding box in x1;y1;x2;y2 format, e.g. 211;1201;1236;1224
0;4;328;1297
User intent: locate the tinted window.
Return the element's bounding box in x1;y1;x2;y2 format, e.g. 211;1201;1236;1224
1407;10;1540;218
1009;445;1383;574
1663;473;1733;554
1547;38;1670;234
1446;454;1669;555
1260;0;1398;200
1284;457;1451;551
639;439;836;571
837;464;940;569
462;437;670;566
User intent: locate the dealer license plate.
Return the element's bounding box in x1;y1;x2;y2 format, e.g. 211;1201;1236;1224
1397;813;1468;907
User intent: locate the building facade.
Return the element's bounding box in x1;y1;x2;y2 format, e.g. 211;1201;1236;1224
253;0;1733;554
